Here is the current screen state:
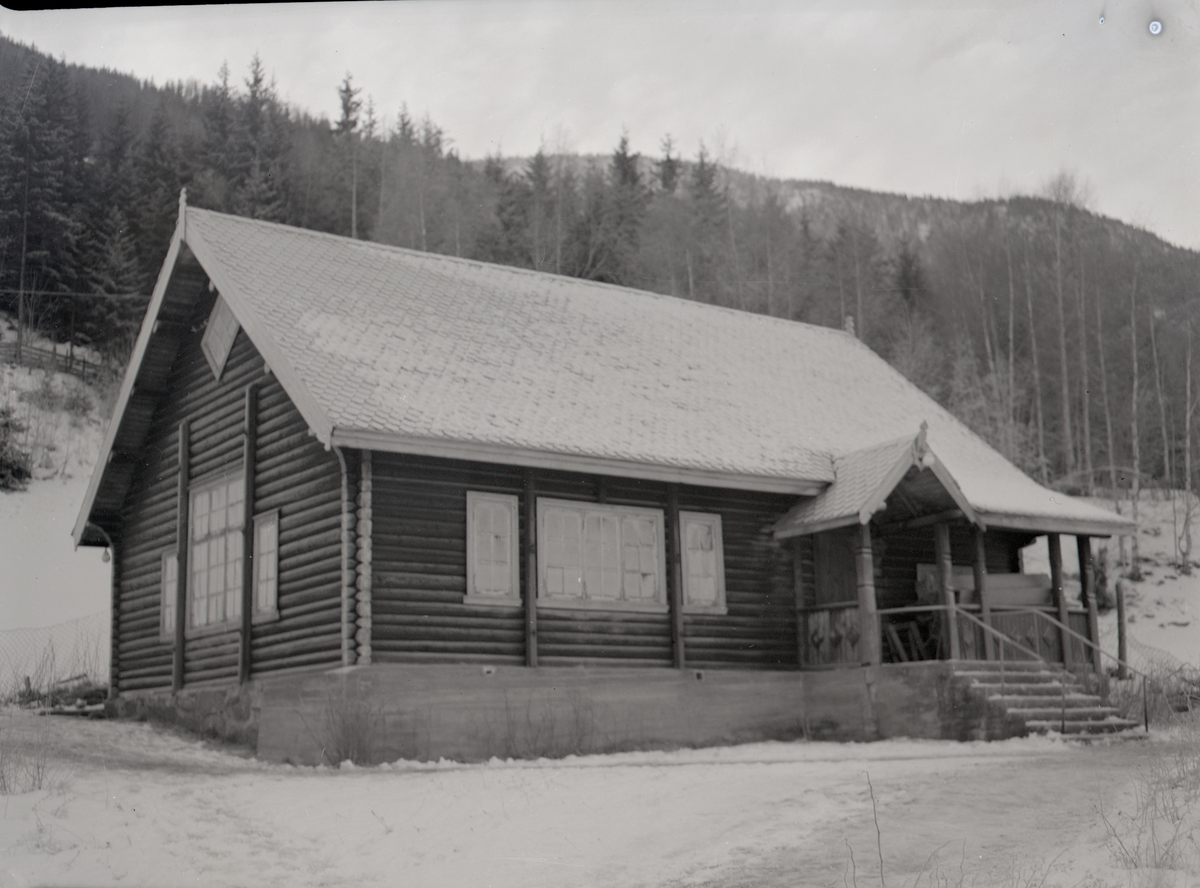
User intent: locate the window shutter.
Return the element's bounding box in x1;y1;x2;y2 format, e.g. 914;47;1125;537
254;511;279;615
465;492;520;604
161;552;178;637
201;296;240;381
543;507;583;598
472;498;512;596
680;512;726;612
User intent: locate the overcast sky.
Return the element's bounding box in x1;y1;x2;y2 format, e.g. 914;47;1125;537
1;1;1197;248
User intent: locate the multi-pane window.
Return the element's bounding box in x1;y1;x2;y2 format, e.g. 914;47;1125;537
160;551;178;637
253;511;279;617
538;498;665;610
201;296;239;380
680;511;726;613
189;473;245;629
465;492;520;605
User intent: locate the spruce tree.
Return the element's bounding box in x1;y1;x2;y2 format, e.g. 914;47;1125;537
131;102;182;292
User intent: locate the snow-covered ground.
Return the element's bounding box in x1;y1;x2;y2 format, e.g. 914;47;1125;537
0;354;110;631
0;707;1194;888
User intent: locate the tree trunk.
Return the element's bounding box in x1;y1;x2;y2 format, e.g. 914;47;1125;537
1149;312;1171;486
1130;264;1142;580
1005;234;1017;461
1077;251;1094;494
1096;294;1125;565
377;133;387;235
1054;211;1074;478
1183;317;1194;574
350;134;358;239
17;144;31;365
1024;237;1049;483
852;227;864;342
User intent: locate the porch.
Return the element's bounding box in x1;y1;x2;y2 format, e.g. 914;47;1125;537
773;428;1127;677
795;528;1103;673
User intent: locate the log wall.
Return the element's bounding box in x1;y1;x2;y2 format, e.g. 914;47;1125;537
370;454;798;670
114;295;344;692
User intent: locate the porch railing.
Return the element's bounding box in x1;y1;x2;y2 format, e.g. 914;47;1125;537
796;602;863;667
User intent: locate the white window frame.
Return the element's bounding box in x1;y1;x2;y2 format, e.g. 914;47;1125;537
536;497;667;613
679;511;727;614
253;510;281;622
201;295;239;381
160;550;178;640
464;491;521;607
187;470;245;635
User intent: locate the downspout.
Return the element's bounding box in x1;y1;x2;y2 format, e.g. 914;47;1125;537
333;445;357;667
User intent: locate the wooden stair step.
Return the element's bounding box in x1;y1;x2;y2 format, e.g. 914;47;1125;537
1004;705;1117;721
1024;717;1142;735
954;671;1067;684
949;660;1053;671
988;694;1101;709
971;682;1075;696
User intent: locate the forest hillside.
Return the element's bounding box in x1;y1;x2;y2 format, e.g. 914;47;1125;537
2;33;1198;564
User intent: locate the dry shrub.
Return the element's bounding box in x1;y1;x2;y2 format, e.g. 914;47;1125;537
1097;715;1200;879
318;681;383;766
0;722;67;795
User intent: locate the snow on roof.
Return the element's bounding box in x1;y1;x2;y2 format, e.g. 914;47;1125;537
161;207;1130;533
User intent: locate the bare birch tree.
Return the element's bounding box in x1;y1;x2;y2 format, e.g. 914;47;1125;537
1129;263;1142;579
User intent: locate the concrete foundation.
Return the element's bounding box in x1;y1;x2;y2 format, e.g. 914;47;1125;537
111;661;1024;764
108;681;262;748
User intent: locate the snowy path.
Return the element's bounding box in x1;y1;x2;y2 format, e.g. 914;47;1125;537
0;710;1169;888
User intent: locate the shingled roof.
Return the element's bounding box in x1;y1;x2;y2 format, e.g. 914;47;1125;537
74;199;1133;545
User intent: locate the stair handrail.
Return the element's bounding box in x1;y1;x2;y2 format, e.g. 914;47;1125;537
968;607;1151;733
1004;607;1150;683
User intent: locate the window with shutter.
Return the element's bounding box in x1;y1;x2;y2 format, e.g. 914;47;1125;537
465;492;521;606
680;511;727;613
537;498;666;612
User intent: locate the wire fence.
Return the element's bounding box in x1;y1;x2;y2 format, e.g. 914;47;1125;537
0;612;109;704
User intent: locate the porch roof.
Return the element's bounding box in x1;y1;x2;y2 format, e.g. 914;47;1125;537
773;427;1135;539
772;429;975;538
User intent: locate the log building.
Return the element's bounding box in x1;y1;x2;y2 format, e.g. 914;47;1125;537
74;194;1136;762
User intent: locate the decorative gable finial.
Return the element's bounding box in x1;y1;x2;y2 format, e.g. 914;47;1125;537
915;420;935;468
178;187;188;238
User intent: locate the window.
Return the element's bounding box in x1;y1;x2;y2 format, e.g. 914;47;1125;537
537;498;666;611
160;551;178;638
201;296;239;380
680;511;726;613
188;472;245;630
465;492;520;606
253;511;280;619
